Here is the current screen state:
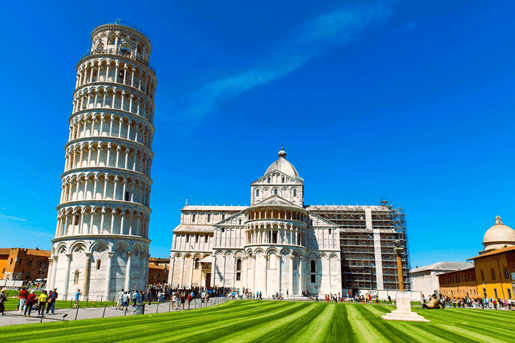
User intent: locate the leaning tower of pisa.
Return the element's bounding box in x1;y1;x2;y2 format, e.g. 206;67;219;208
47;20;157;301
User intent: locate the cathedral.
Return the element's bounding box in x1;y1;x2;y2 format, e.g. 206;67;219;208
168;148;410;296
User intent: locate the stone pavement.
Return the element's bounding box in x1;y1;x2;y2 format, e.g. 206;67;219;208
0;298;226;327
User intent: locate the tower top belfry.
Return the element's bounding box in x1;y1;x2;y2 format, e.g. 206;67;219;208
48;21;157;301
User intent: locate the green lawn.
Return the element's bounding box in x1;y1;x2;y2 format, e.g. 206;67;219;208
1;300;514;342
4;299;116;311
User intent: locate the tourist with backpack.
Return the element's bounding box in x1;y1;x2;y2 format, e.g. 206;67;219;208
18;287;28;313
24;290;37;317
46;288;58;314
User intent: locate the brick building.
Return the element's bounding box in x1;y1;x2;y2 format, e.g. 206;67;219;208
0;248;51;281
148;258;169;285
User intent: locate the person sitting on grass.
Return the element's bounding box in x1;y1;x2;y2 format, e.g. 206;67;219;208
24;290;37;317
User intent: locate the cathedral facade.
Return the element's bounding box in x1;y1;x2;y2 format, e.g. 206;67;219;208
169;148;410;296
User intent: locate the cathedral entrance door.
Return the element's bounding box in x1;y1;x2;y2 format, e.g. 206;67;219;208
206;273;211;288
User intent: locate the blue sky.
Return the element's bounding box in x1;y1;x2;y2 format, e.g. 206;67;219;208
1;0;514;268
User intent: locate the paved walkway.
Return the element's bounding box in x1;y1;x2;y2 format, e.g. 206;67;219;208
0;298;225;327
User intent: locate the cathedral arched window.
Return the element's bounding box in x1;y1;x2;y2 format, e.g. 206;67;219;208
194;258;200;269
274;189;278;195
268;177;270;183
192;214;196;223
294;189;297;197
256;190;259;197
96;260;101;270
282;177;285;183
207;214;211;222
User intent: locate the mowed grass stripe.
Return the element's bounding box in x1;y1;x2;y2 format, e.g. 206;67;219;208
283;304;336;343
359;306;445;343
204;302;320;343
352;305;426;343
139;303;305;342
346;305;390;343
3;301;515;342
414;308;515;340
1;301;289;342
438;324;506;343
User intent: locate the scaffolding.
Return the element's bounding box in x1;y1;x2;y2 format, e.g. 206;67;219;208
308;199;411;292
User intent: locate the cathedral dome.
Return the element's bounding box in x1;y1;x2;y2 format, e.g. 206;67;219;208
483;215;515;251
265;148;299;178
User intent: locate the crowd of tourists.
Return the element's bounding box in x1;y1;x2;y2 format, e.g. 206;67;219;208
423;294;515;310
0;286;59;317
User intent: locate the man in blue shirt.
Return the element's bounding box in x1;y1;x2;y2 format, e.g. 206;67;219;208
73;289;81;308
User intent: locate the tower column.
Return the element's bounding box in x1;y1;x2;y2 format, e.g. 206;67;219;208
63;253;72;300
125;252;132;291
105;252;114;299
83;253;92;299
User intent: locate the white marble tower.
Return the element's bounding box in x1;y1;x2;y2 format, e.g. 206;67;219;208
47;20;157;300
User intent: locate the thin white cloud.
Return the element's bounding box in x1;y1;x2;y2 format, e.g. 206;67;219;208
0;213;29;222
166;3;391;125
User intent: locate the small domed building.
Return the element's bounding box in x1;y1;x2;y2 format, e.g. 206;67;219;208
481;215;515;254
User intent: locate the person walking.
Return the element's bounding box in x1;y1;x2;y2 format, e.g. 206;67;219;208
24;290;37;317
117;289;124;310
0;288;7;316
133;290;139;307
122;291;129;310
38;291;48;315
187;293;192;309
46;289;58;314
18;287;28;314
147;290;152;305
73;289;81;309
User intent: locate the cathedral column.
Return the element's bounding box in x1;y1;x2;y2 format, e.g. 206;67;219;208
168;256;175;285
298;256;304;295
62;253;72;300
263;255;268;296
278;255;282;293
105;252;114;299
211;255;217;287
243;257;248;289
188;257;194;288
289;256;294;296
179;256;185;288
